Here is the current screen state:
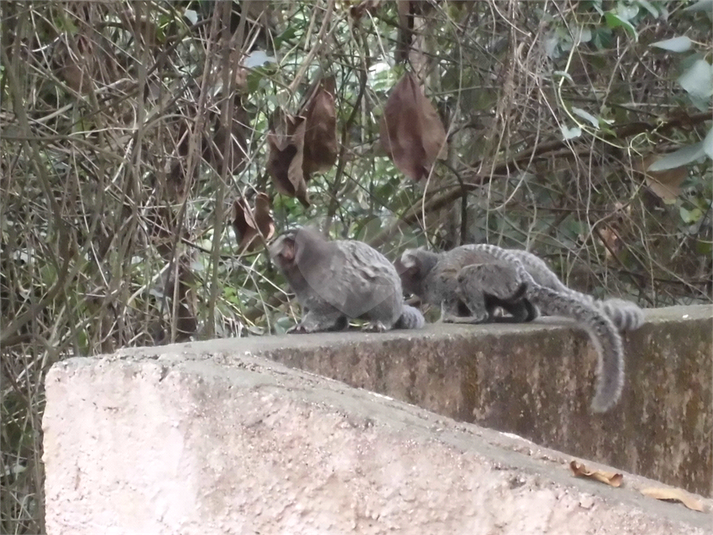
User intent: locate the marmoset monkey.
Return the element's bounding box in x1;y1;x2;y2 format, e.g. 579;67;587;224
396;244;644;412
502;248;644;331
270;227;425;333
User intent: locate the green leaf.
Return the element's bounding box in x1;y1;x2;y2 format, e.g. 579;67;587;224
552;71;574;83
244;50;276;69
703;125;713;160
574;26;592;43
592;27;614;50
615;3;640;21
561;125;582;140
696;240;713;255
651;36;693;53
648;142;705;172
183;9;198;25
571;107;600;128
274;26;297;48
678;59;713;100
636;0;659;17
683;0;713;12
604;12;638;41
680;206;703;224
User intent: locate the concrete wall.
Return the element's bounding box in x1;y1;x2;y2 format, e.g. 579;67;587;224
94;305;710;496
261;305;713;496
44;347;712;535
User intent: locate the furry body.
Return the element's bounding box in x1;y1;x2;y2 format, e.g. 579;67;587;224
270;227;424;333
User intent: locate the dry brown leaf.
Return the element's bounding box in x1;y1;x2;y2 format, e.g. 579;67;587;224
302;76;338;179
380;72;448;181
638;155;688;202
641;487;705;512
231;193;275;253
569;461;623;488
267;112;310;208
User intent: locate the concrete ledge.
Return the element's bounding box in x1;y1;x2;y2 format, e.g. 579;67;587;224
113;304;713;497
44;349;712;535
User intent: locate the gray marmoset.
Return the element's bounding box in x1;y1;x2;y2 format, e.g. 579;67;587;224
269;227;425;334
396;244;644;412
501;248;644;331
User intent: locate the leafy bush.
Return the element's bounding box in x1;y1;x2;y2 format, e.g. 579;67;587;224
1;1;710;532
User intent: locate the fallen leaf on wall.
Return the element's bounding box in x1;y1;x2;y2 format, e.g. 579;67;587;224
569;461;623;487
302;76;338;179
380;72;447;182
641;487;705;512
267;112;310;207
231;192;275;253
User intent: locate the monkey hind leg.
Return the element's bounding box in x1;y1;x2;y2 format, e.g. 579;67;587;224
456;263;524;323
289;308;347;334
491;297;539;323
457;263;524;301
441;298;490;324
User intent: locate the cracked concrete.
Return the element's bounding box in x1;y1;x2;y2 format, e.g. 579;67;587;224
43;305;713;534
112;304;713;496
44;344;712;535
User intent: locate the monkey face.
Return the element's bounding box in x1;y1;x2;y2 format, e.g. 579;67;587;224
268;232;297;267
395;249;433;296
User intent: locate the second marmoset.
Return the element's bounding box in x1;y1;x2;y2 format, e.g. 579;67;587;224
270;227;424;333
396;243;644;413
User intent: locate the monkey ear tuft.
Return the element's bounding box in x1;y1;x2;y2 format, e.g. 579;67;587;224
399;250;418;269
269;234;296;262
281;238;296;262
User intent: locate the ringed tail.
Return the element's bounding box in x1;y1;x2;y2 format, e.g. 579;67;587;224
528;285;624;412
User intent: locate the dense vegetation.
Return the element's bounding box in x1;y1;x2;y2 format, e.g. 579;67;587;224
1;1;711;532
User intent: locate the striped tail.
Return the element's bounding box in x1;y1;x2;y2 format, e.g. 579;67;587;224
528;285;625;412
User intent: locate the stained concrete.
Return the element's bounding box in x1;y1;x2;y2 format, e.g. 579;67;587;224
112;304;713;497
44;348;713;535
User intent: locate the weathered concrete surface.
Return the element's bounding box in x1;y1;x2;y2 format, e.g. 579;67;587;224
109;305;712;497
44;350;712;535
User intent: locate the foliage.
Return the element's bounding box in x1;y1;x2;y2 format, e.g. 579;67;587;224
1;1;711;532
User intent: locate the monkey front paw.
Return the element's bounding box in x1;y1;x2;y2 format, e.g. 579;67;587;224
362;321;389;333
442;314;489;324
287;323;311;334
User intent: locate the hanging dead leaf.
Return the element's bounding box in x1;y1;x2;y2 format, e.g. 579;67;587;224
641;487;705;512
380;72;448;181
267;112;310;208
569;461;623;488
231;193;276;253
638;154;688;202
302;76;338;179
